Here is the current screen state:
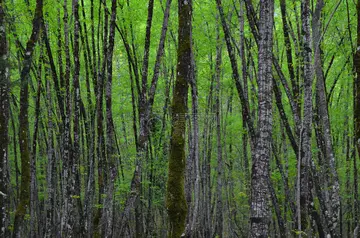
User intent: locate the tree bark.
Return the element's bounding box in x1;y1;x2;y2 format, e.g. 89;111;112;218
354;0;360;235
214;30;223;238
298;0;313;234
13;0;43;236
250;0;274;237
44;56;57;238
61;0;76;235
0;1;10;236
166;0;193;236
103;0;117;237
313;1;340;235
72;0;83;235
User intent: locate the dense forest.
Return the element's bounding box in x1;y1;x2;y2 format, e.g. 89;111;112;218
0;0;359;237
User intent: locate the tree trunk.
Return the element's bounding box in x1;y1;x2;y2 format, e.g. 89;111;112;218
72;0;83;235
0;1;10;236
354;0;360;235
214;30;223;238
250;0;274;237
44;57;57;238
312;1;340;235
189;59;200;237
103;0;117;237
297;0;313;234
61;0;76;234
13;0;43;236
166;0;193;236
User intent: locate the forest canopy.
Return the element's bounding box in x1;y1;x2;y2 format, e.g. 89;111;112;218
0;0;359;237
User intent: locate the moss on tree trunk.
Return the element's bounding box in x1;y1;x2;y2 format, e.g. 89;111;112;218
166;0;192;237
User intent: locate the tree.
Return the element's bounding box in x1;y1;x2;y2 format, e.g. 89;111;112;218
250;0;274;237
354;0;360;235
13;0;43;237
0;0;10;236
298;0;313;234
166;0;193;236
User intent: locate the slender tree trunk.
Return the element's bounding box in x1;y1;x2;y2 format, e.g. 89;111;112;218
200;65;214;237
72;0;83;235
238;0;250;189
312;1;340;235
166;0;193;236
298;0;313;234
214;30;223;238
119;0;171;234
189;61;200;238
94;2;108;236
103;0;117;237
30;59;42;238
135;0;155;231
0;1;10;236
61;0;76;235
354;0;360;235
216;0;255;146
250;0;274;237
13;0;43;236
280;0;299;121
44;57;56;238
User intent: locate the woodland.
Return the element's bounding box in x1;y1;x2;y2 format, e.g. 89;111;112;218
0;0;359;237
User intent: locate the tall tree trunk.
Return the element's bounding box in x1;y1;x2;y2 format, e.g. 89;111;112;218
312;1;340;235
44;56;57;238
354;0;360;235
166;0;192;236
214;30;223;238
72;0;83;235
30;59;42;238
94;1;108;235
13;0;43;236
61;0;76;234
189;59;200;238
215;0;256;146
298;0;313;234
279;0;299;121
135;0;155;232
0;1;10;236
119;0;172;234
238;0;251;189
250;0;274;237
103;0;117;237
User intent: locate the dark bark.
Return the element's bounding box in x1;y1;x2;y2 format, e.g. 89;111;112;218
166;0;192;236
312;1;340;235
250;0;274;237
0;1;10;236
354;0;360;235
61;0;75;235
189;58;200;238
13;0;43;236
43;25;65;123
214;31;223;238
30;57;42;238
72;0;83;235
215;0;256;147
280;0;299;119
297;0;313;234
103;0;117;237
119;0;172;235
44;56;56;238
94;0;108;235
244;0;301;133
